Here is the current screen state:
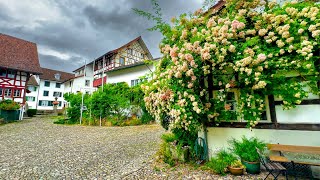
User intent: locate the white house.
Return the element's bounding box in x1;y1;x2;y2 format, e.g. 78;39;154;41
26;68;74;111
70;36;155;89
65;63;96;94
0;33;42;104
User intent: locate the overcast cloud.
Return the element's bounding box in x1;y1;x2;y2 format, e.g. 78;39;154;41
0;0;204;73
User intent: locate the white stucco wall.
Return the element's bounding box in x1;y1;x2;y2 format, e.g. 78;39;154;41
37;79;66;110
202;128;320;157
200;104;320;158
106;64;155;86
71;65;96;94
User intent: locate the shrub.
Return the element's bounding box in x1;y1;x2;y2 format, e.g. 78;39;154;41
205;149;238;175
161;133;177;143
27;109;37;117
0;100;20;110
229;136;266;162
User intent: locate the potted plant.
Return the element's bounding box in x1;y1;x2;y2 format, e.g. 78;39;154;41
229;136;266;174
206;149;243;175
228;160;245;175
0;100;21;122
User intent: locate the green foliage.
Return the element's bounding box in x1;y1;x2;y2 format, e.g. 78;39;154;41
161;133;177;143
0;100;20;110
91;82;131;121
229;136;266;162
64;93;90;123
26;109;37;117
205;149;239;175
206;157;228;175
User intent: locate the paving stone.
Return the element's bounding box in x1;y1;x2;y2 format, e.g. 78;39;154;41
0;117;163;179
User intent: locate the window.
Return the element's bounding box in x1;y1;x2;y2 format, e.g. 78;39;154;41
13;89;21;97
4;89;12;97
127;48;133;55
26;96;36;102
7;70;15;78
56;83;61;88
43;91;49;96
0;69;6;77
54;73;61;80
0;88;3;96
44;81;50;87
119;57;125;65
213;89;271;122
39;100;49;106
53;92;62;97
140;53;144;59
85;80;90;87
131;79;140;87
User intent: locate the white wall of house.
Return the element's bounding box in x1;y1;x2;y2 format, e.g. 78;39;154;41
201;127;320;157
106;64;155;86
36;79;66;110
70;64;96;94
199;103;320;157
25;85;39;109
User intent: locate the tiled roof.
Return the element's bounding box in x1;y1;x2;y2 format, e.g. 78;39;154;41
203;0;226;16
39;67;74;82
27;75;39;86
0;33;42;74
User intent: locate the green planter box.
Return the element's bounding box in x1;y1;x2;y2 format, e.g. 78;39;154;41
0;110;20;122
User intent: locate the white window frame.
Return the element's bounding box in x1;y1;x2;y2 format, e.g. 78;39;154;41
4;89;12;97
13;89;21;97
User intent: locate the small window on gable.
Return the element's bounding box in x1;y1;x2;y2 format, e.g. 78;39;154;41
127;48;133;55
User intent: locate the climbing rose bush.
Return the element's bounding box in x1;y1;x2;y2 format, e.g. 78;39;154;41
142;0;320;133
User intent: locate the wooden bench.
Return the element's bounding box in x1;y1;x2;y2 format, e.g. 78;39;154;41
268;143;320;166
268;144;320;179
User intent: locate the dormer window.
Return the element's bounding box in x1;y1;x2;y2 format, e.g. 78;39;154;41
54;73;61;80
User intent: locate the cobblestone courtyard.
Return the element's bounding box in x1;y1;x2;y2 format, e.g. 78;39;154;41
0;116;163;179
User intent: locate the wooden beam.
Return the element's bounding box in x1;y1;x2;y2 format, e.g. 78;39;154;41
205;121;320;131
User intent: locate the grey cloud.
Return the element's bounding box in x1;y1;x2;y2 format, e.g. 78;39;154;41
1;0;204;72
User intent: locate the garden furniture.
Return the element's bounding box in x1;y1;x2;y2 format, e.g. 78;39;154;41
256;147;288;180
268;144;320;179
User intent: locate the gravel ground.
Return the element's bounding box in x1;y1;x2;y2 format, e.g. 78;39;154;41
0;116;163;179
0;116;291;180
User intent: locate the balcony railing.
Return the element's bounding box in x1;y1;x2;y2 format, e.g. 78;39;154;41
93;76;107;87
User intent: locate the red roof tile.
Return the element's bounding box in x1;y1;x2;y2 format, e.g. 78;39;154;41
0;33;42;74
39;67;74;82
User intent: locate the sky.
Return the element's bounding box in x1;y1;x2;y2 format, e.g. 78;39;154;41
0;0;205;73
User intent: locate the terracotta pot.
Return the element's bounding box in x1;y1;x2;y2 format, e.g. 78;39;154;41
228;166;244;176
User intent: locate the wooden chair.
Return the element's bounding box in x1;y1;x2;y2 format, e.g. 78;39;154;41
256;148;288;180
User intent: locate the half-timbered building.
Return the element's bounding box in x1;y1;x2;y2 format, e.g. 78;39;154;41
0;33;42;104
68;36;153;93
